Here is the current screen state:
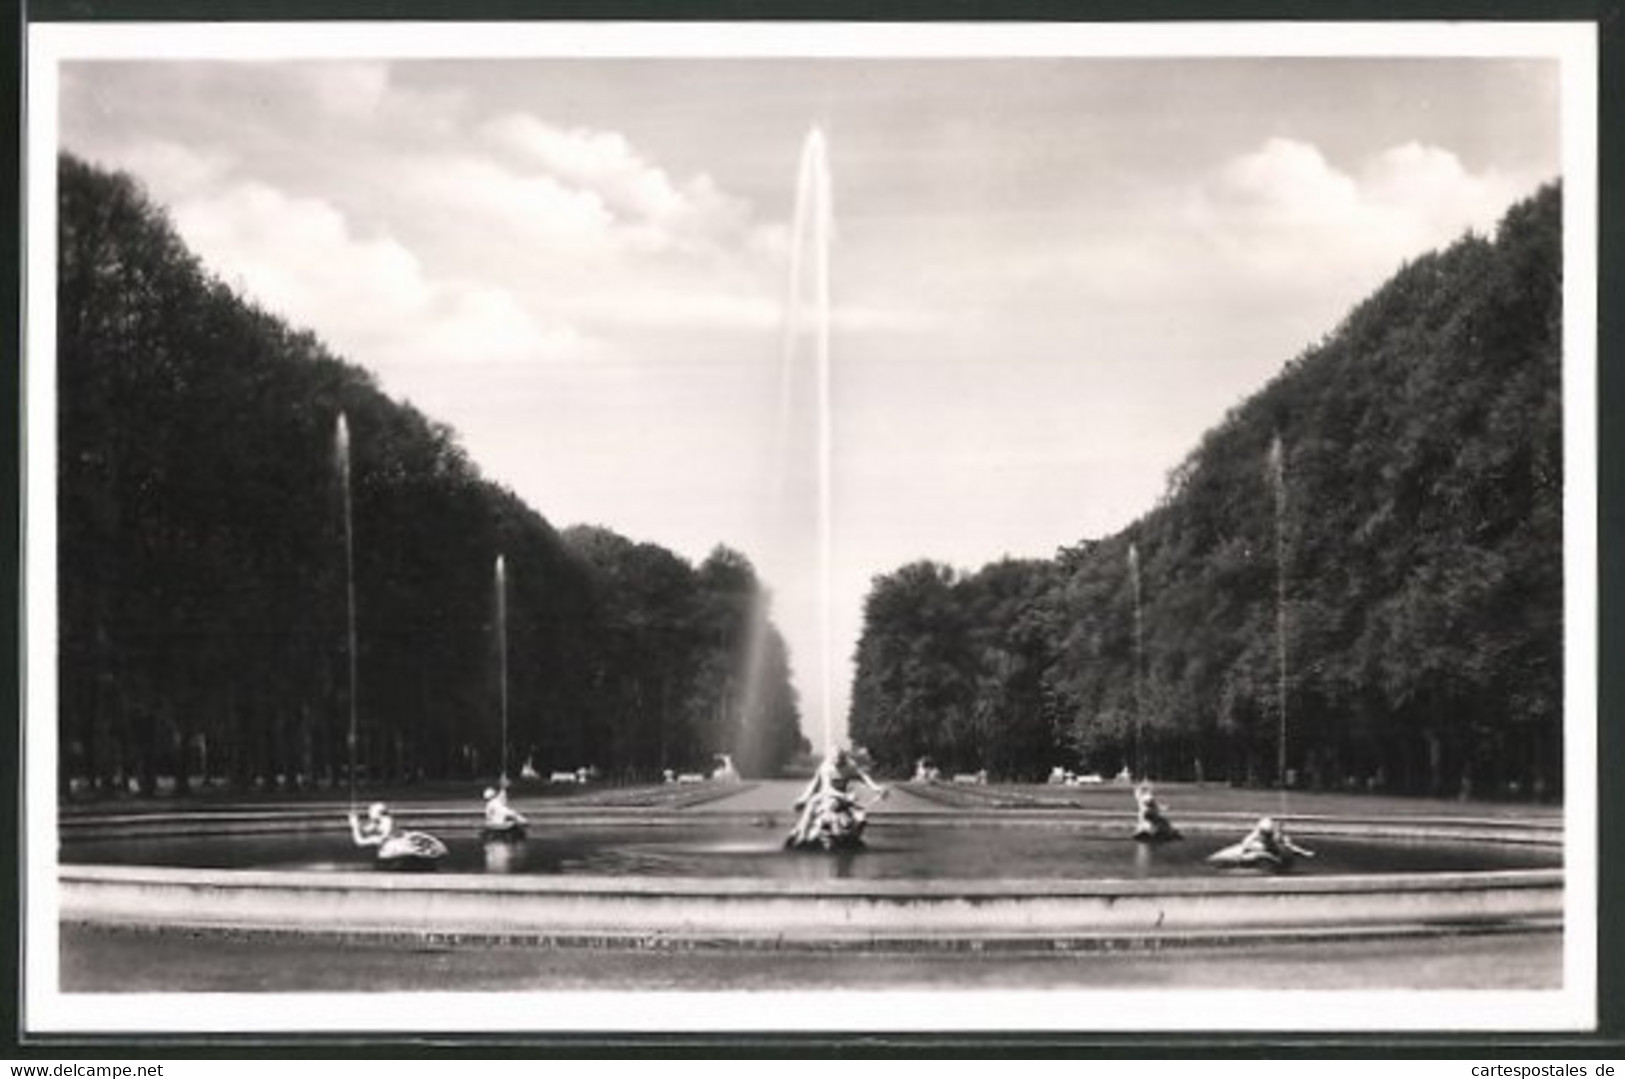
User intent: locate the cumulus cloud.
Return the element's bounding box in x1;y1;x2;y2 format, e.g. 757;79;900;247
111;139;233;204
1186;136;1536;286
484;115;681;217
64;67;896;357
1361;141;1521;229
167;178;584;371
400;153;619;255
480;113;753;254
174;181;429;320
382;130;809;336
1206;137;1360;225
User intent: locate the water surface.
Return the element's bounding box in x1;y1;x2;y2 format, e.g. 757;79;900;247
61;821;1560;881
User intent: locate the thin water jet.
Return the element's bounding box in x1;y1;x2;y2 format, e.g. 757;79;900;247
733;589;775;776
1128;542;1144;780
495;554;508;787
1268;433;1289;805
335;413;358;812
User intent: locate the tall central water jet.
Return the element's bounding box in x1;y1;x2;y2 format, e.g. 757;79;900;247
780;128;836;754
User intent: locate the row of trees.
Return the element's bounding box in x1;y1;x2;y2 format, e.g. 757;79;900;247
851;184;1564;799
57;153;806;796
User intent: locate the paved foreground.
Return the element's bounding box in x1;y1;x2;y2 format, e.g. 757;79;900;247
61;924;1560;992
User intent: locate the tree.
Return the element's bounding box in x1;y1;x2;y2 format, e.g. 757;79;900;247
56;154;806;794
849;184;1563;798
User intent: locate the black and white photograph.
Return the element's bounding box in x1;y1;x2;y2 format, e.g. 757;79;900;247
21;20;1600;1037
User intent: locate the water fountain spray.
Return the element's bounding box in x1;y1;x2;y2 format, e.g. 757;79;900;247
1268;432;1288;803
783;128;835;755
496;554;508;788
336;413;357;813
1128;541;1143;780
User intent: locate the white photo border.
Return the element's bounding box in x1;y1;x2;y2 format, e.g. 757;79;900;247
21;18;1601;1037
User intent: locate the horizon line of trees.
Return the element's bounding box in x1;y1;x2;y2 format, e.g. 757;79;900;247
850;183;1564;801
57;153;808;797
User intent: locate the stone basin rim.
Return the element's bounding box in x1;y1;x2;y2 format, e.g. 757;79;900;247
60;862;1563;898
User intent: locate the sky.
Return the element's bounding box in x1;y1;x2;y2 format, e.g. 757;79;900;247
56;50;1561;750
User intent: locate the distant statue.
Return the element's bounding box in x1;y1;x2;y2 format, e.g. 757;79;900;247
914;757;941;783
1209;816;1315;871
349;802;447;870
1131;782;1181;843
481;786;526;841
712;754;741;782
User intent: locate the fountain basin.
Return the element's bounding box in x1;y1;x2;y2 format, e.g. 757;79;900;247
58;808;1562;949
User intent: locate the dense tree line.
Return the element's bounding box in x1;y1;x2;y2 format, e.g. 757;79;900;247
851;184;1563;799
57;154;806;796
